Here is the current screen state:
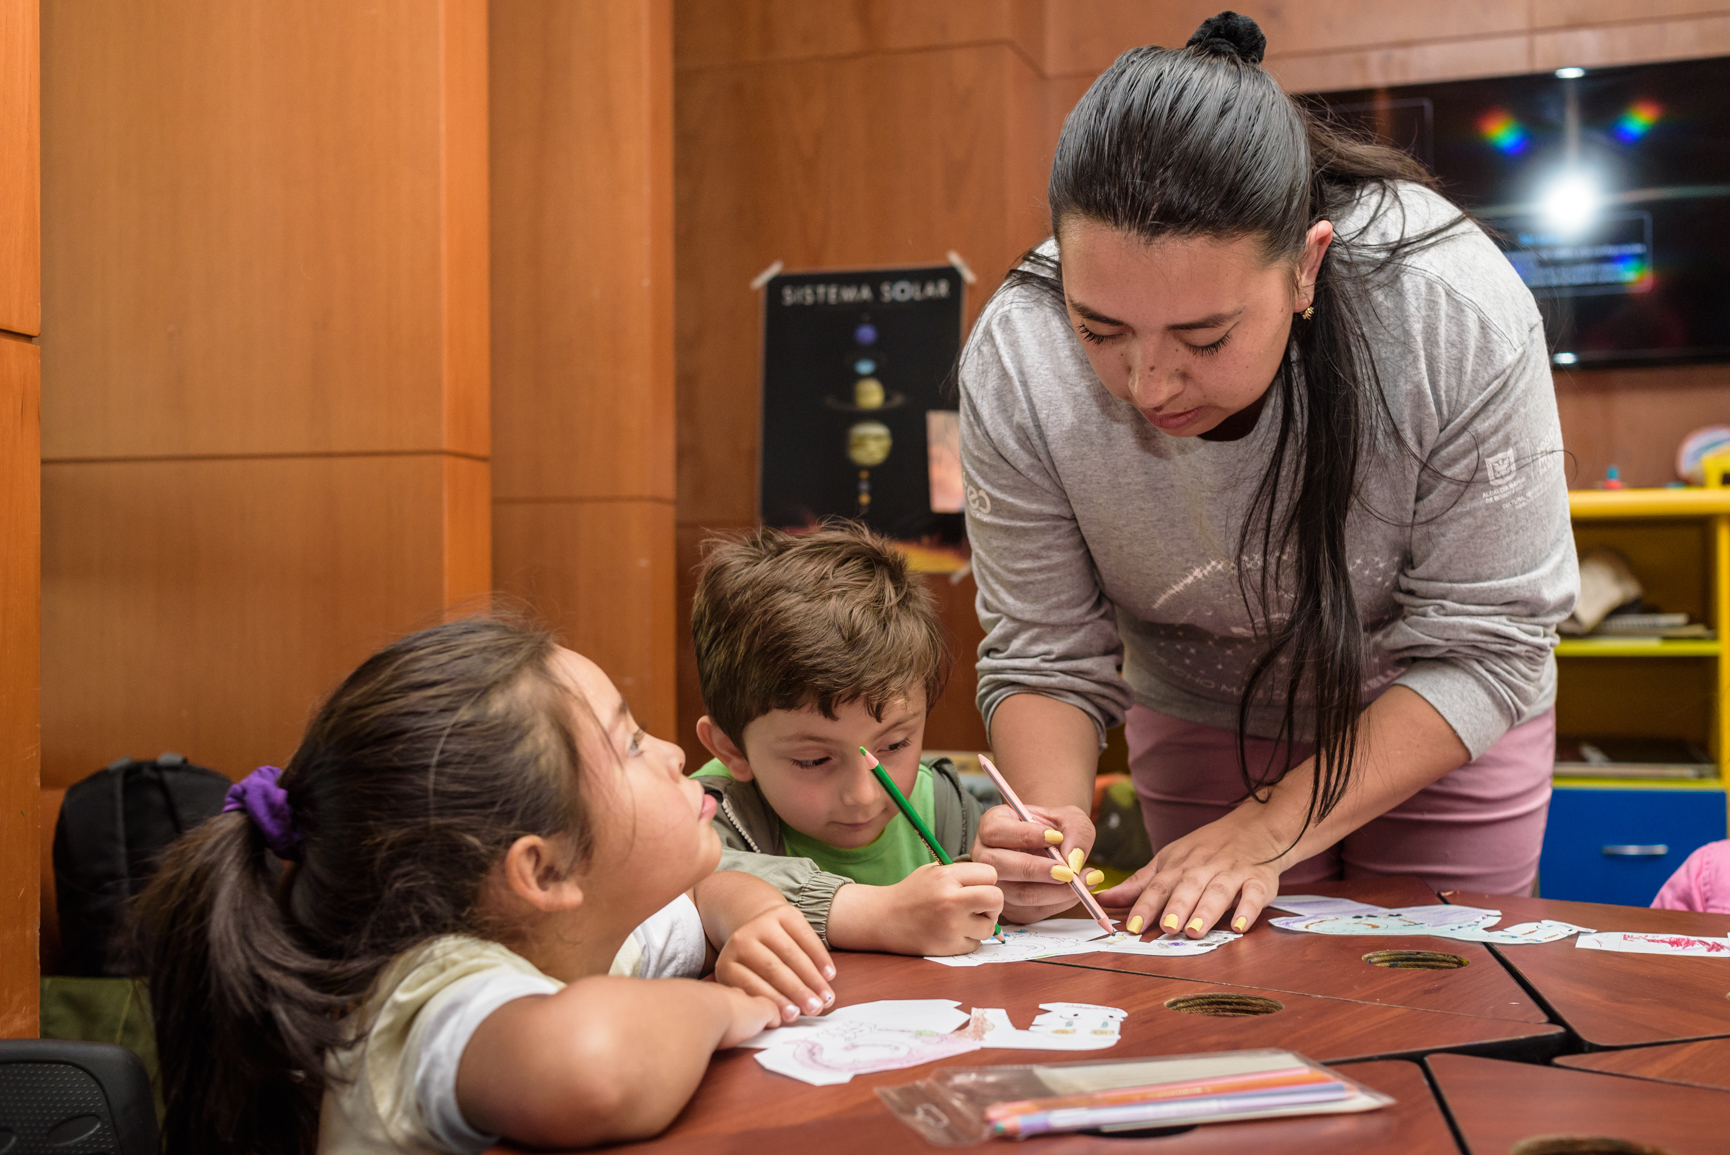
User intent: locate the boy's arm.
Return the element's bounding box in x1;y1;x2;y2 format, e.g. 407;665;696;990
827;863;1004;956
715;846;852;945
456;977;777;1148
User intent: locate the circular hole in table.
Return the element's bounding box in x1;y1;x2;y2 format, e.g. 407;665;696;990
1362;949;1469;970
1162;993;1284;1017
1511;1137;1674;1155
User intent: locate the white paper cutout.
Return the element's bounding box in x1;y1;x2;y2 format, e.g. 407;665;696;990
737;999;969;1049
1270;901;1593;946
1575;931;1730;956
965;1002;1128;1051
1096;929;1241;956
1265;895;1390;918
923;919;1114;967
752;1019;981;1085
1444;920;1596;944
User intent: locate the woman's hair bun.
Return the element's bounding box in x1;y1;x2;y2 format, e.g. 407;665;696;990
1186;11;1267;64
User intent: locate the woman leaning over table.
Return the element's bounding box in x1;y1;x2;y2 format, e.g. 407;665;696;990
964;13;1578;940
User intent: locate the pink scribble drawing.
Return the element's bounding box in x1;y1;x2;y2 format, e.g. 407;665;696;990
1640;934;1729;953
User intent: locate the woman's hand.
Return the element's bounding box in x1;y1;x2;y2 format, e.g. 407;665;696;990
1096;804;1287;937
712;904;836;1023
971;802;1100;924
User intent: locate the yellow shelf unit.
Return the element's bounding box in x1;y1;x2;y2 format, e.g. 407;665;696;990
1564;460;1730;778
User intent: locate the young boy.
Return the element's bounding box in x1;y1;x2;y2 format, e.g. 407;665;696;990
690;524;1007;956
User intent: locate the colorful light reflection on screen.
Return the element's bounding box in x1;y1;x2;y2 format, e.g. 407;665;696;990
1476;108;1529;154
1613;99;1663;142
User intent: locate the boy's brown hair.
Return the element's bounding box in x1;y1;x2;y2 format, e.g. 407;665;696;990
692;522;949;747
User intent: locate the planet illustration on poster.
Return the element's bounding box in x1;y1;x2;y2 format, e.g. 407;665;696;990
847;421;892;467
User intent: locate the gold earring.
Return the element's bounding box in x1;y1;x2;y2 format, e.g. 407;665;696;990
1301;305;1315;320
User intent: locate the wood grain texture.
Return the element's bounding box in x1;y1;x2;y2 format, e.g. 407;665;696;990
1049;876;1547;1023
37;788;62;977
1557;1036;1730;1092
922;570;991;752
557;1058;1452;1155
40;455;478;789
1556;364;1730;490
0;335;40;1036
1429;1052;1730;1154
508;951;1554;1151
39;0;486;458
1447;890;1730;1047
489;0;675;503
0;0;39;337
673;0;1042;70
493;500;678;740
441;0;491;461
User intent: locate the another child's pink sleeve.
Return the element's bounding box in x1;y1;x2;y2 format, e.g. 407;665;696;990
1651;840;1730;914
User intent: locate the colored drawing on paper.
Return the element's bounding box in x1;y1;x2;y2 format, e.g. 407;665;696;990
1576;931;1730;956
966;1003;1128;1051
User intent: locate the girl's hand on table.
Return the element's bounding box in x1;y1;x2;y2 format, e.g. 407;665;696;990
971;802;1102;924
1096;808;1286;938
712;904;836;1023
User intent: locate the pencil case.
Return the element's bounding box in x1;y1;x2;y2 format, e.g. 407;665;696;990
875;1047;1393;1145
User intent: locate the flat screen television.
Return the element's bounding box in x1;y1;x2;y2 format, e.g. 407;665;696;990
1309;55;1730;368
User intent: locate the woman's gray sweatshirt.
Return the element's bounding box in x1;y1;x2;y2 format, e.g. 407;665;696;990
960;184;1578;759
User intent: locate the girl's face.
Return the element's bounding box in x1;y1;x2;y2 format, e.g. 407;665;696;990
551;647;719;913
1055;218;1332;437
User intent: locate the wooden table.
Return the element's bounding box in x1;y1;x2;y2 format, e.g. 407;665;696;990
1428;1053;1730;1153
519;951;1559;1153
1049;876;1546;1023
1445;890;1730;1047
594;1059;1456;1155
1557;1037;1730;1092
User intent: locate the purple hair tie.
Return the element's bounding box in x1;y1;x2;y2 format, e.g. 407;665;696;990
223;765;302;860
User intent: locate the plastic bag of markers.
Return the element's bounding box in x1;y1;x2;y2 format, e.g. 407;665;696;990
875;1048;1393;1145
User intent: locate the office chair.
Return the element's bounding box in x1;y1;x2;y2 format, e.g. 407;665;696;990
0;1039;157;1154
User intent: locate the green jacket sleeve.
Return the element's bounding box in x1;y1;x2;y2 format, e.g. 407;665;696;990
714;847;852;946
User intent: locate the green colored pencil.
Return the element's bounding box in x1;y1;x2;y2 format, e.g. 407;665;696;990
861;746;1002;940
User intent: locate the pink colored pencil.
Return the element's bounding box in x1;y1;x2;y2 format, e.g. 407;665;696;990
978;754;1115;933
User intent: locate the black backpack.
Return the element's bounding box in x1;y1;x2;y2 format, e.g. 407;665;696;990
53;754;232;977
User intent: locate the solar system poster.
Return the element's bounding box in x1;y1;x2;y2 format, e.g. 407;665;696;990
758;264;966;544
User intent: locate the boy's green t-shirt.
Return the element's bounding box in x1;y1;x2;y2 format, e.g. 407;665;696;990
693;758;941;886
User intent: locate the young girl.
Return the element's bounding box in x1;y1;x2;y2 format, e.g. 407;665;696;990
135;617;837;1154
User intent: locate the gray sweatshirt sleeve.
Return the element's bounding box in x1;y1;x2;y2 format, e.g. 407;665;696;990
1381;268;1577;758
960;301;1136;747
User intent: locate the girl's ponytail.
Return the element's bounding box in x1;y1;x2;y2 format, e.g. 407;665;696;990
132;616;589;1155
136;811;342;1155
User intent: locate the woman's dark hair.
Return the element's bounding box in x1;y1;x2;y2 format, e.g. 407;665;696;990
1004;12;1462;838
132;617;593;1155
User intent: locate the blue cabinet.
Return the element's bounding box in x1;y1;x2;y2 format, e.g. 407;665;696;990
1538;783;1727;906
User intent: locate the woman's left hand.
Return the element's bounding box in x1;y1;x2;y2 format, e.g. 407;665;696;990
1095;806;1289;938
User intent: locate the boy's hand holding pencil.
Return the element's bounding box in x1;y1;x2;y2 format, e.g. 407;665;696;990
828;861;1006;956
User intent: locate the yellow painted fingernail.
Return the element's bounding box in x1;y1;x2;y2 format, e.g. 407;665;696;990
1126;915;1144;934
1162;914;1180;932
1233;916;1248;932
1068;847;1085;872
1044;829;1064;845
1085;870;1105;887
1186;917;1205;933
1050;865;1075;882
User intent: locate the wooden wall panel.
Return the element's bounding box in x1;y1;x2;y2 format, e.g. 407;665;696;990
40;455;464;787
490;0;677;738
494;502;677;737
39;0;479;459
675;0;1043;70
667;13;1038;753
0;0;39;337
1;335;40;1036
40;0;491;818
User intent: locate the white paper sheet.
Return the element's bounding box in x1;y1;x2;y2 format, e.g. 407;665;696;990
1575;931;1730;956
1265;895;1390;918
753;1019;982;1085
924;918;1114;967
966;1003;1127;1051
737;999;970;1049
1269;901;1594;945
1095;929;1241;955
1444;920;1596;944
